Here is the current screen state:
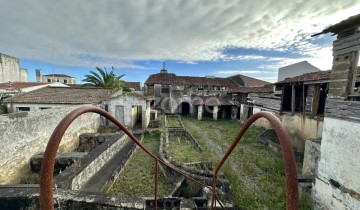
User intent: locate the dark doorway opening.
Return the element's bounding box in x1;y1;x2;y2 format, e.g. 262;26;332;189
223;105;232;119
237;106;241;119
204;106;213;118
282;86;292;112
317;84;328;115
180;102;190;115
247;106;253;119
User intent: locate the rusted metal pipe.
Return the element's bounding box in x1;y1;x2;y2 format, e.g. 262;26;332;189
39;106;297;210
154;160;158;210
39;106;217;209
211;112;298;210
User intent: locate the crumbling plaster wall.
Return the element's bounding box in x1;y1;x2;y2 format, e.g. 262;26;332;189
107;94;150;129
252;108;323;151
0;105;100;184
312;117;360;209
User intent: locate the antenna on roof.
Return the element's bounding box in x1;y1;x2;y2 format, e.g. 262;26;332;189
163;62;166;70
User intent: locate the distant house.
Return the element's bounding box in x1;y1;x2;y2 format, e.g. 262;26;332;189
36;69;76;84
0;53;28;83
228;74;270;87
4;86;110;112
144;68;241;120
278;61;320;82
105;92;150;130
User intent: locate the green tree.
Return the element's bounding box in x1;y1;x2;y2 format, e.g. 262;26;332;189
82;67;126;91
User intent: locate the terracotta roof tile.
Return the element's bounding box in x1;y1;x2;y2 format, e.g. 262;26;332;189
0;82;48;90
125;82;142;91
42;74;74;78
228;74;270;87
276;70;331;84
4;87;110;104
230;86;274;94
145;72;240;89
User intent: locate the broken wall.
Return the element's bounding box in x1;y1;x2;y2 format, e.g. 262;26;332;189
252;108;323;152
0;105;100;184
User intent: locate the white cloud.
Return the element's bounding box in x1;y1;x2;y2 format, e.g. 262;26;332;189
0;1;359;68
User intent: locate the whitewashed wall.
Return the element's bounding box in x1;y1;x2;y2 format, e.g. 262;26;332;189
312;117;360;209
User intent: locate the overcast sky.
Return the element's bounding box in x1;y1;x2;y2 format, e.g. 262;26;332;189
1;0;360;83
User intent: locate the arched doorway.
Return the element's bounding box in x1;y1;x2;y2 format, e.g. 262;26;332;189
180;102;190;115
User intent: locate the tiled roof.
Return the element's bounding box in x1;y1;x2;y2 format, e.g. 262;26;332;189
125;82;142;91
0;82;47;90
145;73;176;85
313;14;360;36
228;74;270;87
192;96;233;106
4;87;110;104
230;86;273;94
145;72;240;89
42;74;74;78
276;70;331;84
126;92;149;100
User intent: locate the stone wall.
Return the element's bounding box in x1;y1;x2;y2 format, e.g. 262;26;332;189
0;53;27;83
0;105;100;184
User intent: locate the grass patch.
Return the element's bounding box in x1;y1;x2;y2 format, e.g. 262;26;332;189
168;134;205;163
107;131;174;197
180;116;302;209
166;116;181;127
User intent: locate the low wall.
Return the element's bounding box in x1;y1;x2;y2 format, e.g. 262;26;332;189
252;108;323;151
312;117;360;209
0;105;100;184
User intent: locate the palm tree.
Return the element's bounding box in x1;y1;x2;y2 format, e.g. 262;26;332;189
82;67;125;91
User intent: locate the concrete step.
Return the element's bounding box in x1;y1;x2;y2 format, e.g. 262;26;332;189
30;152;86;174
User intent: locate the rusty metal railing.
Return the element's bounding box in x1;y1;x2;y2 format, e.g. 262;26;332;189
39;106;298;210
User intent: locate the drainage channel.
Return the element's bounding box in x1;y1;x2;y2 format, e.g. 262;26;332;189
80;134;140;192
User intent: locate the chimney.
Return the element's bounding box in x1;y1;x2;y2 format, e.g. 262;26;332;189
36;69;41;82
160;62;168;74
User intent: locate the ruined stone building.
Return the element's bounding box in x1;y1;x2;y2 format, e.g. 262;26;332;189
310;13;360;209
36;69;76;84
105;92;151;130
144;67;269;120
0;53;28;83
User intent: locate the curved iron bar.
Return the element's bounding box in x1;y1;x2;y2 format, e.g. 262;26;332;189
39;106;223;210
210;112;298;210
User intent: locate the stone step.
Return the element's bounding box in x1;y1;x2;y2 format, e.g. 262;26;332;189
30;152;87;174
